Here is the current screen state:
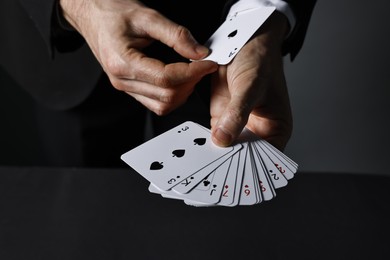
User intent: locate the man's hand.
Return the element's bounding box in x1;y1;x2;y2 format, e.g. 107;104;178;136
59;0;218;115
210;12;293;150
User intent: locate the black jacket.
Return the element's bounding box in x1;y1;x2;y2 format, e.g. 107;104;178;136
0;0;316;110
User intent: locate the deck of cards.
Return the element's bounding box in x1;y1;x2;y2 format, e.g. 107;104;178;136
121;121;298;207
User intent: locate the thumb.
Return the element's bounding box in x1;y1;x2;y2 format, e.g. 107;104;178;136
211;94;252;147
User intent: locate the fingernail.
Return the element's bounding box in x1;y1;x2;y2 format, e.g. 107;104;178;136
195;45;210;58
213;127;233;147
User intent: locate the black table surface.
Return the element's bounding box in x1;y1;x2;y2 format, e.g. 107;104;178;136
1;166;389;260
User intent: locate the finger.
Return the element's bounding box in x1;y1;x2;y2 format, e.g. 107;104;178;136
162;60;218;86
210;68;230;129
129;92;185;116
211;91;253;147
247;113;290;151
107;49;217;87
122;79;192;109
139;9;210;60
117;79;176;103
117;62;217;114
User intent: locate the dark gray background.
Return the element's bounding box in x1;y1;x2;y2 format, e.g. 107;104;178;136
1;0;389;174
284;0;390;175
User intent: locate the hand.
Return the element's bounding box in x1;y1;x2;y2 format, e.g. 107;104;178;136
210;12;293;150
59;0;218;115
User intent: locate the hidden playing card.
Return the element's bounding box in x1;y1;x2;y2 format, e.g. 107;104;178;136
200;6;275;65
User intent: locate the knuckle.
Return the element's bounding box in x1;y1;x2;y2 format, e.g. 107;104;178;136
173;25;191;41
172;26;193;50
158;89;175;104
143;8;161;23
154;73;171;88
137;9;166;31
104;57;124;78
153;103;170;116
223;102;251;130
226;108;243;124
157;79;169;89
109;77;125;91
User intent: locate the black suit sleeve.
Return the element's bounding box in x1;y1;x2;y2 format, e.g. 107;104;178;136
0;0;102;110
18;0;85;54
283;0;317;60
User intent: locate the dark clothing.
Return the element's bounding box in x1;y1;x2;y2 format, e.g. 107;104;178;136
0;0;316;167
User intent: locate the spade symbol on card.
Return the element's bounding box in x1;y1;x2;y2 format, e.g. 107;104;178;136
228;30;238;39
172;149;185;158
177;126;189;133
193;138;206;146
150;161;163;170
228;48;237;58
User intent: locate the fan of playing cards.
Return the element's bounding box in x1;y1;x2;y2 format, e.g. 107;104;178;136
121;121;297;207
121;6;296;206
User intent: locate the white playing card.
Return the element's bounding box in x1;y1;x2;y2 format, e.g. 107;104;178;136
149;160;230;206
171;142;241;194
249;143;275;201
150;157;231;205
254;140;297;180
217;150;241;206
148;183;187;202
260;139;298;169
229;143;248;207
124;123;299;207
238;144;260;205
200;6;275;65
184;144;246;207
251;142;288;189
149;183;166;194
180;157;232;205
121;121;234;191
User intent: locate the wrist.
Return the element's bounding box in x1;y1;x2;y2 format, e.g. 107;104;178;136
55;0;75;31
255;11;290;52
268;11;290;44
58;0;91;34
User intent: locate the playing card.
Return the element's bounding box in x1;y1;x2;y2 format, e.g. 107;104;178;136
249;144;276;201
238;144;260;205
260;140;298;170
122;122;299;208
200;6;275;65
251;142;288;189
216;150;241;206
171;143;240;194
254;140;297;180
188;144;246;208
175;157;232;205
229;143;248;207
121;121;235;191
